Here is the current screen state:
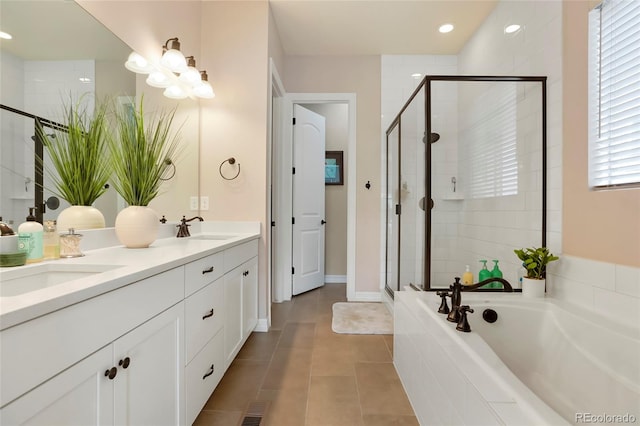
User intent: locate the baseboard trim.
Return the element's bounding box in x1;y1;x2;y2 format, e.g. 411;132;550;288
254;318;269;333
325;275;347;283
348;291;382;302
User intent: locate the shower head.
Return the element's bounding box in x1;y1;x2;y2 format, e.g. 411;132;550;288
422;132;440;144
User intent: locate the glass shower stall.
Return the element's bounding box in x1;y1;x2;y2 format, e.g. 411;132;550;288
385;76;547;296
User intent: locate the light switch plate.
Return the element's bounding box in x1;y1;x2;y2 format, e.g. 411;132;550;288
190;196;198;211
200;196;209;211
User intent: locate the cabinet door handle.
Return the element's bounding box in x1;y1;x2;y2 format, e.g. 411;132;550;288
202;266;214;274
104;367;117;380
202;364;215;380
118;357;131;369
202;309;214;320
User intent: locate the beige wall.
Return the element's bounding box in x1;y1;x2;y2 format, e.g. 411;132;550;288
199;1;271;318
304;103;349;277
563;1;640;267
284;56;381;293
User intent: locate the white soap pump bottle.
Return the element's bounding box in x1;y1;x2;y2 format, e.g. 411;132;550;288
18;207;43;263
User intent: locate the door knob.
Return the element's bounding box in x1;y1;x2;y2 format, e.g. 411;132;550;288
321;220;326;225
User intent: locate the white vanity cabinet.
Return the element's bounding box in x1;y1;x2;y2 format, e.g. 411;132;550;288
184;239;259;425
223;240;259;366
0;234;260;426
0;267;185;426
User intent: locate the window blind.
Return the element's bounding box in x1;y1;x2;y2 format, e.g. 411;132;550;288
589;0;640;188
463;83;518;199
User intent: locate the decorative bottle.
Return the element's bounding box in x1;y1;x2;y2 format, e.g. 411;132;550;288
43;220;60;260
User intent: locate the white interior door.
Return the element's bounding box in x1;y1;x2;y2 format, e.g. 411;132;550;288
292;104;326;295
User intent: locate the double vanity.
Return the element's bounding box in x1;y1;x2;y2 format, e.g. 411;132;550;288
0;222;260;425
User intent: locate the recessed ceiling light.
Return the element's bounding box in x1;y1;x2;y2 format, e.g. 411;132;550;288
504;24;521;34
411;73;422;79
439;24;454;34
0;31;13;40
79;77;92;83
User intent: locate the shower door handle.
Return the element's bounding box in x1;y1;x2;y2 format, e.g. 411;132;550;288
395;204;401;215
320;220;326;225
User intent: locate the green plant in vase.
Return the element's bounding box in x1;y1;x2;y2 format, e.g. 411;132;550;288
108;98;183;247
37;96;111;230
514;247;560;297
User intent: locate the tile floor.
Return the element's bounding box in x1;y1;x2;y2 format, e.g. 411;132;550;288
193;283;418;426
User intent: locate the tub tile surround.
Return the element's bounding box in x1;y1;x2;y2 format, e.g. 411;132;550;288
547;255;640;329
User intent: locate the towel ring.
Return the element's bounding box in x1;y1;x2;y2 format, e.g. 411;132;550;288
159;159;176;181
219;157;241;180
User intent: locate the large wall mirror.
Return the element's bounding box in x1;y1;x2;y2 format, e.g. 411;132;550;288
0;0;199;227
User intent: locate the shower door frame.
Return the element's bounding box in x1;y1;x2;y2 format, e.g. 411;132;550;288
384;75;548;297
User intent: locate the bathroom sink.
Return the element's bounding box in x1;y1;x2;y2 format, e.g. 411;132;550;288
191;234;237;241
0;263;123;297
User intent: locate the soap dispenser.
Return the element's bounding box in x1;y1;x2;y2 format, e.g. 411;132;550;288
478;260;491;286
490;260;503;289
462;265;474;285
18;207;43;264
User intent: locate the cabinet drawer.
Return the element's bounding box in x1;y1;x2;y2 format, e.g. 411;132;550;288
186;330;224;426
224;239;259;273
0;267;184;408
185;279;224;363
185;251;224;296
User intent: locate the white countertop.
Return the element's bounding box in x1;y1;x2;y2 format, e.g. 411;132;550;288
0;221;260;331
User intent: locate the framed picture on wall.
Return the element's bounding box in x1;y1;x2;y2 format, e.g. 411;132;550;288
325;151;344;185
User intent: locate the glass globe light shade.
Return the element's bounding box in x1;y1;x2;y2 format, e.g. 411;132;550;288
164;85;188;99
146;71;171;88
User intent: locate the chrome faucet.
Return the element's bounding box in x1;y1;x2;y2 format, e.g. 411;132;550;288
176;216;204;238
446;276;513;324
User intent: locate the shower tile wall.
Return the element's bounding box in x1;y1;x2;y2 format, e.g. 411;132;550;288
0;58;96;224
457;1;563;285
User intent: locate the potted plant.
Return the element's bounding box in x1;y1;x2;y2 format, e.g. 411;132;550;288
38;96;110;230
108;98;182;248
513;247;559;297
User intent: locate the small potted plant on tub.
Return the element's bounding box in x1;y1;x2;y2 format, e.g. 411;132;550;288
513;247;559;297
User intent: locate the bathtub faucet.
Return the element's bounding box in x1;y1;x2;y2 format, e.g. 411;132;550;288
446;276;513;323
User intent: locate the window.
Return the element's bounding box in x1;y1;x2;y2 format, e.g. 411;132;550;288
461;83;518;199
589;0;640;188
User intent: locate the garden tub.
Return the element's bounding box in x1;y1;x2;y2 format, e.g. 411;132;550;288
394;291;640;425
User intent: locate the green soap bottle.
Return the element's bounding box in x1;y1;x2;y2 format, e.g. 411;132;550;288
490;260;503;288
478;260;491;287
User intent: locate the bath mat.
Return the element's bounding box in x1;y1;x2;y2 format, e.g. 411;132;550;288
331;302;393;334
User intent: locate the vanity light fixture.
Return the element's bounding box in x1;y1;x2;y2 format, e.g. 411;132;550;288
124;52;154;73
146;70;171;88
192;71;215;99
164;85;189;100
439;23;454;33
178;56;202;85
124;37;214;100
160;37;187;73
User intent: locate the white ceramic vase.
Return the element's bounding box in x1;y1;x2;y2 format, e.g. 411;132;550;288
115;206;159;248
56;205;105;231
522;277;545;298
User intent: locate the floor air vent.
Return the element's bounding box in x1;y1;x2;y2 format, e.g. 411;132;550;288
241;416;262;426
241;400;269;426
